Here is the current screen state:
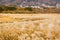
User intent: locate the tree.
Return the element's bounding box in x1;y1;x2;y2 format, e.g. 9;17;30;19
25;7;32;11
0;7;4;12
7;6;17;11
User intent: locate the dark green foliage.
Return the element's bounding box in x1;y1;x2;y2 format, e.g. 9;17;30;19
0;5;17;13
7;6;17;11
25;7;32;11
0;7;4;12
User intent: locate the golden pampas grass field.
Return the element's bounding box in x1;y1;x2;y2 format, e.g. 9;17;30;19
0;14;60;40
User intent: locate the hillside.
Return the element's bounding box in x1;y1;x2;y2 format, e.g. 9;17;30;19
0;0;60;6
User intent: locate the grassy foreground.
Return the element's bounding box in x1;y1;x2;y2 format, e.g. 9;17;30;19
0;14;60;40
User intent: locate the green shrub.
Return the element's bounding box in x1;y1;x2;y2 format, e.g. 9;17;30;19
25;7;32;11
7;6;17;11
0;7;4;12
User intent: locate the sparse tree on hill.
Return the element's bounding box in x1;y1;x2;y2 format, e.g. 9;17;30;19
7;6;17;11
25;7;32;11
0;7;4;12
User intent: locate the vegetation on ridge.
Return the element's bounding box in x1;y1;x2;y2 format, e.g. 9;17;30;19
0;5;60;13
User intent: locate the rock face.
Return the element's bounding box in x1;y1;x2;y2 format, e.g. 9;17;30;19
0;0;60;6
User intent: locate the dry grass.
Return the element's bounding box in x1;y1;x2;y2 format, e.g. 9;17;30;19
0;14;60;40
